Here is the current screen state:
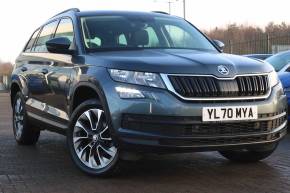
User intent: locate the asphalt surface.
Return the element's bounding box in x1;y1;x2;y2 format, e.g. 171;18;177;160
0;92;290;193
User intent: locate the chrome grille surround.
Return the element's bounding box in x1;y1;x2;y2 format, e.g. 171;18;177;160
161;73;272;101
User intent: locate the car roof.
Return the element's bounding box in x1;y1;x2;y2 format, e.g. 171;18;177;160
46;9;182;26
266;50;290;61
273;50;290;56
50;9;178;18
244;54;272;56
76;10;179;19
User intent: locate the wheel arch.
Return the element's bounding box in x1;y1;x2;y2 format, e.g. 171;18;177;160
69;81;108;117
69;81;118;143
10;81;22;106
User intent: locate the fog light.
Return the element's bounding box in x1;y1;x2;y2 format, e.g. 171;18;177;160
115;87;145;99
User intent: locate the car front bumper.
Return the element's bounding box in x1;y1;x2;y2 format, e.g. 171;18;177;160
102;77;287;152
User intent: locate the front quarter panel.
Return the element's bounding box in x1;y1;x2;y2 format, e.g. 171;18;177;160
68;65;111;115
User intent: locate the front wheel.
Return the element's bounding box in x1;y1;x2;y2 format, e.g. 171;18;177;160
219;143;278;163
67;99;119;176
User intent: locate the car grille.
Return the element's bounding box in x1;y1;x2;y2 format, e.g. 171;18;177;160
168;75;269;98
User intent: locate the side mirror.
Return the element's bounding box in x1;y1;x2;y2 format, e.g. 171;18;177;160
46;37;73;54
213;40;225;51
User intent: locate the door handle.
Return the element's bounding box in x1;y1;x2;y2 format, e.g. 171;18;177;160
21;66;28;72
41;68;49;75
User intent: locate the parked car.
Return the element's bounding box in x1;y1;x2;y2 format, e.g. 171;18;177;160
277;72;290;120
10;8;287;176
244;54;273;60
265;51;290;121
265;50;290;73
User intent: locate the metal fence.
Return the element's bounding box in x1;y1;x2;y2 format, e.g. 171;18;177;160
223;33;290;55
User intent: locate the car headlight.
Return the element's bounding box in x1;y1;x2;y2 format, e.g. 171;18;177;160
108;69;166;89
268;71;279;88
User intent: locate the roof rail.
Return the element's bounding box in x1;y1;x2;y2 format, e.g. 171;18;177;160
152;11;169;15
51;8;80;18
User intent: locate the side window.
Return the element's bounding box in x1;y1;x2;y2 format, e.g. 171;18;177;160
54;18;74;42
118;34;127;46
24;29;40;52
33;20;59;53
164;25;194;47
144;27;159;47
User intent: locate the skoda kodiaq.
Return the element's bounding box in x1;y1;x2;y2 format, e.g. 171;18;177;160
10;8;287;176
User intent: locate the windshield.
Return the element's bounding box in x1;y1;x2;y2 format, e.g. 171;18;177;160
266;52;290;71
80;15;218;52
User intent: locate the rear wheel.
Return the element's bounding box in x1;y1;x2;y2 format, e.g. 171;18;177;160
219;143;278;162
12;92;40;145
67;99;119;176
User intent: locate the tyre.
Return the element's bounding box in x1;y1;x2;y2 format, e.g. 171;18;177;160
219;143;278;163
12;92;40;145
67;99;119;176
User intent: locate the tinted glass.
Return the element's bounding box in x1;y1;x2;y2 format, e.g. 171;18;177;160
266;52;290;71
24;29;40;52
164;25;195;48
81;15;217;52
55;18;74;42
33;20;58;52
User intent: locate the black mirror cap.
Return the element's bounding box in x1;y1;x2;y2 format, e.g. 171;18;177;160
46;37;74;54
213;40;225;52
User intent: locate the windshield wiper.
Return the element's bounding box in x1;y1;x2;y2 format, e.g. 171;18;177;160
87;47;145;52
87;46;217;52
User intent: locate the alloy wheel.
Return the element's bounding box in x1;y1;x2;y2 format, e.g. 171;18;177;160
73;108;117;169
14;98;24;140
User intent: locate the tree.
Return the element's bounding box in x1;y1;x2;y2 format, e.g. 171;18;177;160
205;22;290;54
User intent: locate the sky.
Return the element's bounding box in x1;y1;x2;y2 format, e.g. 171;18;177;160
0;0;289;62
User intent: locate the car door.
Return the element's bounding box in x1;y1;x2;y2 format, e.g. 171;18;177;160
15;28;43;117
40;18;76;125
24;20;60;119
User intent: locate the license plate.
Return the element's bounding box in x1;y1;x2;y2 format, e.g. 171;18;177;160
202;106;258;122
